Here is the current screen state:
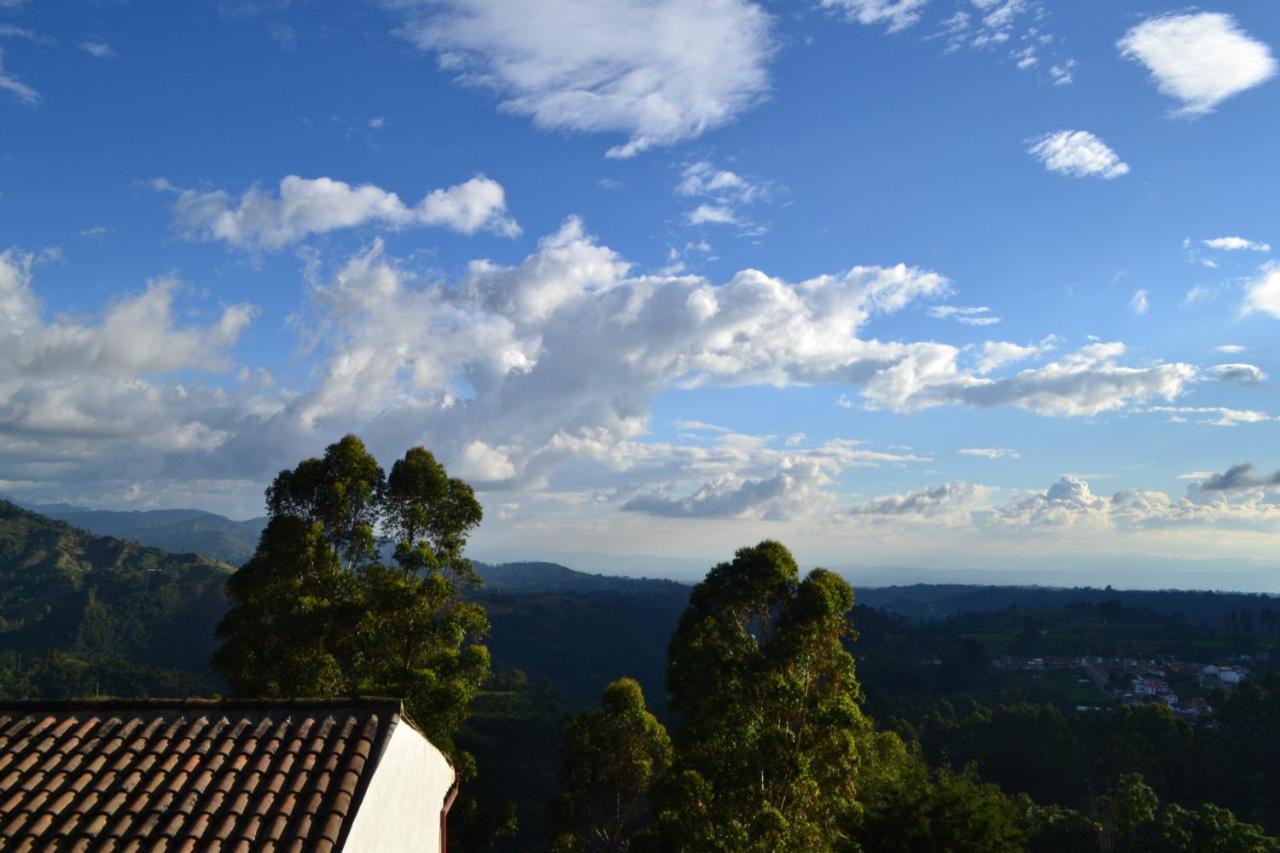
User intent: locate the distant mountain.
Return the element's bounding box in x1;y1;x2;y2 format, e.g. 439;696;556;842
857;583;1280;627
473;560;689;596
0;500;233;698
22;502;266;566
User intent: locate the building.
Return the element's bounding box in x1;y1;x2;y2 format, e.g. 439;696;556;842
0;698;456;852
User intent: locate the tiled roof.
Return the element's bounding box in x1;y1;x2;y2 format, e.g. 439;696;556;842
0;697;408;853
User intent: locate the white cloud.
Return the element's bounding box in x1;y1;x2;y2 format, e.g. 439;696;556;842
686;204;739;227
1028;130;1129;179
820;0;929;32
1129;288;1149;315
0;221;1204;515
1215;344;1246;355
164;174;520;250
1145;406;1272;427
623;461;825;520
959;447;1019;459
78;40;116;59
833;472;1280;536
840;482;989;525
1204;236;1270;253
1049;59;1075;86
1119;13;1276;117
0;48;38;105
677;160;770;232
1242;263;1280;319
1209;363;1267;385
672;419;731;433
0;249;255;491
867;341;1195;416
387;0;774;158
928;305;1000;326
994;476;1109;528
975;336;1055;374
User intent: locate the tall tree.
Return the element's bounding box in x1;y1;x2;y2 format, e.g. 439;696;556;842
214;435;488;763
547;677;673;853
645;541;872;852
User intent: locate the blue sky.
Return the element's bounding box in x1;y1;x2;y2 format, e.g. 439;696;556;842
2;0;1279;587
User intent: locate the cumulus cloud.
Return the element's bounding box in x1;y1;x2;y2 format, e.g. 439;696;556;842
1118;13;1276;117
820;0;929;32
0;221;1204;513
1242;264;1280;318
994;476;1109;528
1028;130;1129;179
0;47;38;105
0;249;255;492
386;0;774;157
975;337;1055;374
163;174;519;250
836;473;1280;535
1209;363;1267;384
868;341;1196;417
959;447;1019;459
623;461;825;520
841;481;988;519
1204;236;1270;253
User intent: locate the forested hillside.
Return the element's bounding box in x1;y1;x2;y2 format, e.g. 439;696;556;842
24;502;266;566
3;500;1279;851
0;500;232;698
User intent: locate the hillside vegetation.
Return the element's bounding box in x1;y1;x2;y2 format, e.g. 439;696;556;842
0;500;232;698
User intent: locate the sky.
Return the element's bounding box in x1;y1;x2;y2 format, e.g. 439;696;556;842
1;0;1279;588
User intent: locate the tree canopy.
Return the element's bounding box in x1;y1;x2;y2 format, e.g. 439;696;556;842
645;540;872;852
213;435;488;765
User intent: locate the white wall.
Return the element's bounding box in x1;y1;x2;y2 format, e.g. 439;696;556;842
343;721;455;852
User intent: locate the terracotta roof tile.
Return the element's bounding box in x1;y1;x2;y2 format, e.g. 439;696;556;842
0;698;404;851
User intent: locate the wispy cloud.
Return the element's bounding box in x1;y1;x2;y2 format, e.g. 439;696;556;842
385;0;774;157
1028;130;1129;179
1204;236;1270;253
0;48;39;105
1129;289;1149;315
928;305;1001;326
78;40;116;59
1119;13;1276;117
959;447;1020;460
819;0;929;33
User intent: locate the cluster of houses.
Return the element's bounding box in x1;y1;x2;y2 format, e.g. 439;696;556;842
992;653;1253;720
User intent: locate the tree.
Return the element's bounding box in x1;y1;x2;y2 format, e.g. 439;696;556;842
547;678;673;853
214;435;488;763
646;541;872;852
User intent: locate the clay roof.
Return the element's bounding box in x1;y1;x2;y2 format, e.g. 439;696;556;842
0;697;411;853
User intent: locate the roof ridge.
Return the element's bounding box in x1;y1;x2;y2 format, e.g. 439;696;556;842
0;697;405;713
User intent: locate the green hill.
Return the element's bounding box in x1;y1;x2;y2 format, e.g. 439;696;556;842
0;500;233;698
24;502;266;566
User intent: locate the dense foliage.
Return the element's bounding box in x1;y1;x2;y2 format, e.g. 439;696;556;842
213;436;489;764
548;678;673;852
0;500;230;698
3;497;1279;852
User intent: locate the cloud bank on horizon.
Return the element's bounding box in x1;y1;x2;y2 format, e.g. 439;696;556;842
0;0;1278;585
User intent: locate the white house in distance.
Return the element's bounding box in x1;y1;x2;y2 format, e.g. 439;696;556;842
0;697;456;852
